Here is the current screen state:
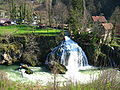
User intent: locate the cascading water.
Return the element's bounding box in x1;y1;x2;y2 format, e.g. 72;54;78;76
46;36;93;81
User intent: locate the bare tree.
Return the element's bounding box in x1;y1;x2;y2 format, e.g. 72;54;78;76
52;0;69;28
45;0;52;26
23;35;40;66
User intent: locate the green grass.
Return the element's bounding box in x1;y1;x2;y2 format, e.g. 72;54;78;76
0;25;61;36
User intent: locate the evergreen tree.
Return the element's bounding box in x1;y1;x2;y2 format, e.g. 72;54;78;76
110;6;120;24
17;0;33;24
9;0;17;20
7;0;33;24
69;0;84;35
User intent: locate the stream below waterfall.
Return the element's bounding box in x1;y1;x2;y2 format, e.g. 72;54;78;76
0;65;120;86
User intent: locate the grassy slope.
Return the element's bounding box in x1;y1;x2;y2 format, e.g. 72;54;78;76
0;25;61;36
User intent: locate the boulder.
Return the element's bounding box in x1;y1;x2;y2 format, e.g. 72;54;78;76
19;64;33;74
25;69;33;74
48;61;67;74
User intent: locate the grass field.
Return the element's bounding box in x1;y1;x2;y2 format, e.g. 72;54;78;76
0;25;61;36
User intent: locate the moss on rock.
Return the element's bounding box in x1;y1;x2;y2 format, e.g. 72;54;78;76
48;61;67;74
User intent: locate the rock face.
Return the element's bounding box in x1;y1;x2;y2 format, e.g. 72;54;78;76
3;53;12;65
0;43;22;65
0;35;63;66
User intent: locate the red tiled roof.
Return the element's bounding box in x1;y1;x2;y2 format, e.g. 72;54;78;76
92;16;107;22
102;23;113;30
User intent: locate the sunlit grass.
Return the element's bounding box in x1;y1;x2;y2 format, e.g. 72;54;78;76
16;28;60;34
0;25;61;36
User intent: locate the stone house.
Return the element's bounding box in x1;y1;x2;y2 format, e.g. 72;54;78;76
92;16;114;41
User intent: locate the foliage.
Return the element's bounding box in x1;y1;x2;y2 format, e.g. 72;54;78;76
74;31;120;67
110;6;120;24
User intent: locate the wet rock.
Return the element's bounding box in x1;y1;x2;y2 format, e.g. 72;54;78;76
48;61;67;74
25;69;33;74
18;64;33;74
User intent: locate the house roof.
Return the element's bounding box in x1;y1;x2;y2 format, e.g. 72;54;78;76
92;16;107;22
102;23;113;30
0;18;10;23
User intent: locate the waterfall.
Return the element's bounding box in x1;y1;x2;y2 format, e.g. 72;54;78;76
46;36;93;82
46;36;92;71
60;36;90;70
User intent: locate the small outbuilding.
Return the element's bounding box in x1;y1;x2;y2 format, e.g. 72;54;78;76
0;18;11;26
102;23;113;30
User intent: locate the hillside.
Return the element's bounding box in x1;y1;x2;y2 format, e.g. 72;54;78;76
86;0;120;20
0;0;120;21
